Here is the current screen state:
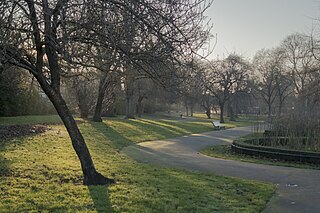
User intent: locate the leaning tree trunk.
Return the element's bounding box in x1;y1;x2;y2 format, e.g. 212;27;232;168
37;77;113;185
52;93;113;185
17;0;112;186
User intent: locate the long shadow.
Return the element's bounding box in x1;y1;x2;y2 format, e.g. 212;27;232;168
88;185;114;213
89;121;134;151
89;119;180;149
0;138;22;178
137;119;192;135
156;118;213;129
87;119;270;212
119;119;182;137
0;151;11;177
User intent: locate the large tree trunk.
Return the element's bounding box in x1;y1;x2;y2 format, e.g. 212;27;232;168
19;0;112;186
53;93;113;185
37;77;113;185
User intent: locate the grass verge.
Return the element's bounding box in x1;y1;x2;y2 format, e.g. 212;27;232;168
0;115;62;125
0;116;275;212
201;145;320;170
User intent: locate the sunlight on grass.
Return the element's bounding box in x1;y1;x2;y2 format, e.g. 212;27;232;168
0;116;275;212
103;117;214;146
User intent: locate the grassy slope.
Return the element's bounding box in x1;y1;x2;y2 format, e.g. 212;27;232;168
0;115;274;212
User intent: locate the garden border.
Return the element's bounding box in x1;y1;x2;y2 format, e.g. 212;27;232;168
231;139;320;164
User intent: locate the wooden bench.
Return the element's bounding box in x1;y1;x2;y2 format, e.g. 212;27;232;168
212;121;226;130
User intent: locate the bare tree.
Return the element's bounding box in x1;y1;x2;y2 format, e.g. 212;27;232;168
274;72;293;115
281;33;316;97
0;0;212;184
252;49;281;119
206;54;249;123
0;0;114;185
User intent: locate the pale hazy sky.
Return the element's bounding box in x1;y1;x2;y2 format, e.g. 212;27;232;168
205;0;320;59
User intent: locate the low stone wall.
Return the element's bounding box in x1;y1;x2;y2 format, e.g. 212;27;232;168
231;139;320;164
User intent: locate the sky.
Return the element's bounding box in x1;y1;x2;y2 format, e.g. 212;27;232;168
205;0;320;60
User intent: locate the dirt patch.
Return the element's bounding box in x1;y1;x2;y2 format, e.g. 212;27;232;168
0;124;49;141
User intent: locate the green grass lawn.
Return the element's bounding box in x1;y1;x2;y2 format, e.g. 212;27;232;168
201;145;320;170
0;115;63;125
0;115;275;212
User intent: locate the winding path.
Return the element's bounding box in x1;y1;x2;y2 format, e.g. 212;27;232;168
123;126;320;213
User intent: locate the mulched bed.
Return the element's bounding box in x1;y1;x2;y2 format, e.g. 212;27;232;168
0;124;49;142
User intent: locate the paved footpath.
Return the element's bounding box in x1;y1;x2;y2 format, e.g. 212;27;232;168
123;126;320;213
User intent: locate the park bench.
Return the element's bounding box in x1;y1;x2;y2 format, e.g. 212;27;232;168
212;121;226;130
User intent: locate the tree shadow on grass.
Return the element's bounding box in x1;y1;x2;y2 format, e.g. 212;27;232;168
134;119;190;135
88;185;114;213
88;121;134;151
0;153;11;177
0;140;15;177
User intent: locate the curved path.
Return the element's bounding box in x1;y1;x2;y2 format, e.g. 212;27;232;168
123;126;320;213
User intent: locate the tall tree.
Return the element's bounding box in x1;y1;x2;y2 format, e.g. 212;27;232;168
206;54;249;123
281;33;316;96
0;0;212;184
253;49;280;119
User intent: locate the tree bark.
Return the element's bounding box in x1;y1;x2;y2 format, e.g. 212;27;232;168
37;77;113;185
93;74;109;122
93;90;104;122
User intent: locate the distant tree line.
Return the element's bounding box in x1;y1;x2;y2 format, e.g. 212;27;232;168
180;32;320;123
